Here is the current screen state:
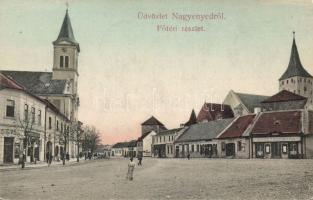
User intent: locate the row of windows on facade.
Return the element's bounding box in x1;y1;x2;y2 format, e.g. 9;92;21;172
153;135;175;143
60;56;69;68
281;78;312;85
6;100;42;125
5;99;68;132
175;141;244;153
281;88;313;96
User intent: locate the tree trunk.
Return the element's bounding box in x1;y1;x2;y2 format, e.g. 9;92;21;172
63;142;66;165
77;143;79;162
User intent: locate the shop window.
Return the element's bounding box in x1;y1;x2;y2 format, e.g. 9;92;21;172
213;144;217;155
14;142;20;159
197;144;199;152
256;143;264;158
265;144;270;154
282;144;287;154
221;142;225;151
289;143;298;155
191;144;194;152
6;100;15;117
237;141;242;151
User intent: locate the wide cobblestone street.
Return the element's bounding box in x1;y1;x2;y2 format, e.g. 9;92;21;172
1;158;313;200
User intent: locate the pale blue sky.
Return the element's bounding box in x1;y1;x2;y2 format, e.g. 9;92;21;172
1;0;313;144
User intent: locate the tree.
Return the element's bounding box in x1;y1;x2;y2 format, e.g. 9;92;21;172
82;125;101;157
15;108;35;168
69;121;83;162
59;122;70;165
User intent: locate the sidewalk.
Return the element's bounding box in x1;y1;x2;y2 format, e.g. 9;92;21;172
0;158;86;171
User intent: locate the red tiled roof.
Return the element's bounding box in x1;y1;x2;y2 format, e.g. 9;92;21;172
218;114;256;139
197;103;234;122
0;73;25;90
251;111;302;135
261;90;306;103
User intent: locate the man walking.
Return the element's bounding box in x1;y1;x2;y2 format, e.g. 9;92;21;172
137;156;142;166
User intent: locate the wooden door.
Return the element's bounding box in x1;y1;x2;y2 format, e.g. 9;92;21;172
4;137;14;163
271;142;281;158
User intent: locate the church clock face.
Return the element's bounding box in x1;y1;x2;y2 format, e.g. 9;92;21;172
62;47;66;52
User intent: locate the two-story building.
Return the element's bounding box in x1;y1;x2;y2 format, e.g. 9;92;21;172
0;73;69;164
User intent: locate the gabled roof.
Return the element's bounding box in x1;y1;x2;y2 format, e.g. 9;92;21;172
53;10;80;51
0;73;69;121
141;116;165;126
0;73;25;90
137;130;155;142
235;92;269;113
175;118;234;143
218;114;256;139
0;70;67;95
184;109;197;126
197;103;234;122
279;35;312;80
251;110;302;135
261;90;307;103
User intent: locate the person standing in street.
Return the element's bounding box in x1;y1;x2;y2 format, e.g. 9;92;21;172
46;151;49;164
47;152;52;166
127;157;136;181
137;156;142;166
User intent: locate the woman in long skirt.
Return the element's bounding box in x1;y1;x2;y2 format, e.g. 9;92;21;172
127;157;136;180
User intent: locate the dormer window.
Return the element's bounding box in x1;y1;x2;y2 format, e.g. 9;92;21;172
60;55;69;68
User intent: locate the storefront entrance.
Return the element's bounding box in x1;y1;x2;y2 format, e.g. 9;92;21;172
226;143;235;157
288;142;298;159
271;142;281;158
4;137;14;163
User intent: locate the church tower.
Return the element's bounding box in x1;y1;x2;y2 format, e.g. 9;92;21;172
52;9;80;121
52;9;80;94
279;32;313;107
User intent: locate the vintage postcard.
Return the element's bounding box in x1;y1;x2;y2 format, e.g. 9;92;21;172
1;0;313;199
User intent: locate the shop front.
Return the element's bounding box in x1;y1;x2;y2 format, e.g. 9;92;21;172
253;136;302;159
152;144;166;158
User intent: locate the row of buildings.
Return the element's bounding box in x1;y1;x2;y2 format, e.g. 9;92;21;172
112;33;313;159
0;10;83;164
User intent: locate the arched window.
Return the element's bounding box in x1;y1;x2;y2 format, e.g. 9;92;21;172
60;56;64;68
65;56;69;68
